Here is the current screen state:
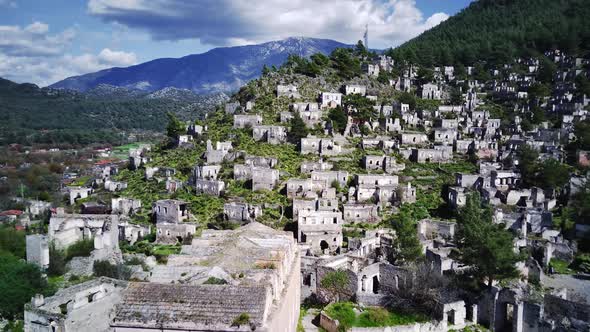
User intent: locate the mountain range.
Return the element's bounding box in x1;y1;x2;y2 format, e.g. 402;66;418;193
50;37;349;94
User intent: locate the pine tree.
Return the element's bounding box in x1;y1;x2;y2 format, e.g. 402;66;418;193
455;193;524;288
288;112;308;144
166;112;185;140
390;207;424;265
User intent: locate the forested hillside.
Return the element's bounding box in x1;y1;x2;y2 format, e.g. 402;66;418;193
389;0;590;66
0;78;224;146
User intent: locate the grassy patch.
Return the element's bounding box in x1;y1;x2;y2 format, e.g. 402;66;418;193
324;302;427;330
549;258;574;274
152;244;181;256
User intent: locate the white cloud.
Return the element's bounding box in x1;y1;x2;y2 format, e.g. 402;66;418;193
87;0;449;49
97;48;137;65
0;21;75;56
0;21;138;86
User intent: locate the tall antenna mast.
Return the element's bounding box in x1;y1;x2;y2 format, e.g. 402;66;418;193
363;24;369;49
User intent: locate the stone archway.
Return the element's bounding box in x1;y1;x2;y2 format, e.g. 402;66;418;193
320;240;329;251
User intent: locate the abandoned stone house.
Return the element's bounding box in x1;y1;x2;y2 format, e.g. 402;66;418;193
233;164;279;191
193;164;222;180
280;111;294;123
233;114;262;128
26;200;52;218
45;211;121;266
361;136;396;151
204;140;233;164
177;134;193;147
439;105;464;114
344;84;366;96
352;174;399;205
186;123;204;136
111;197;141;216
373;104;394;118
343;203;380;224
434;128;458;144
394;76;411;92
94;164;119;181
224;101;242;114
252;125;287;144
440;118;459;129
300;137;343;156
153;199;189;224
165;178;183;193
242;155;275;169
448;186;468;208
277;84;300;98
104;179;128;192
195;178;225;196
310;170;349;189
293;191;339;220
362;63;379;77
24;277;128;332
362;155;405;174
252;167;279;191
401;132;429;146
383;117;402;132
491;170;521;191
286;178;314;198
223;201;262;223
300;160;333;174
376;55;394;72
118;222;150;245
421;83;442;100
320;92;342;108
298;209;343;254
128;145;151;170
412;147;453;163
299;109;323;127
68;187;93;205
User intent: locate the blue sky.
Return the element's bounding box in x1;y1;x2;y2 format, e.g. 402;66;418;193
0;0;473;86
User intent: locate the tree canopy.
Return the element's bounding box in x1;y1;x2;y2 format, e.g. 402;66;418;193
388;0;590;66
0;251;47;319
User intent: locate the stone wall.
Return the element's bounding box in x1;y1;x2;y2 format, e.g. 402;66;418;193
26;234;49;269
544;294;590;330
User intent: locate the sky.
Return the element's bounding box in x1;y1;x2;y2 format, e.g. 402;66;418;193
0;0;473;86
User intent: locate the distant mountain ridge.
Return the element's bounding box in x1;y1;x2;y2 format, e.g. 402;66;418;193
50;37;350;94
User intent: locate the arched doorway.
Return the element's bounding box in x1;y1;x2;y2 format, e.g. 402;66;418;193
320;240;329;251
372;276;380;294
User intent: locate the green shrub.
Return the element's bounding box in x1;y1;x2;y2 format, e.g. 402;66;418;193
231;313;251;327
359;307;390;326
573;254;590;273
203;277;227;285
66;239;94;261
124;256;144;266
93;260;131;280
47;243;66;276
